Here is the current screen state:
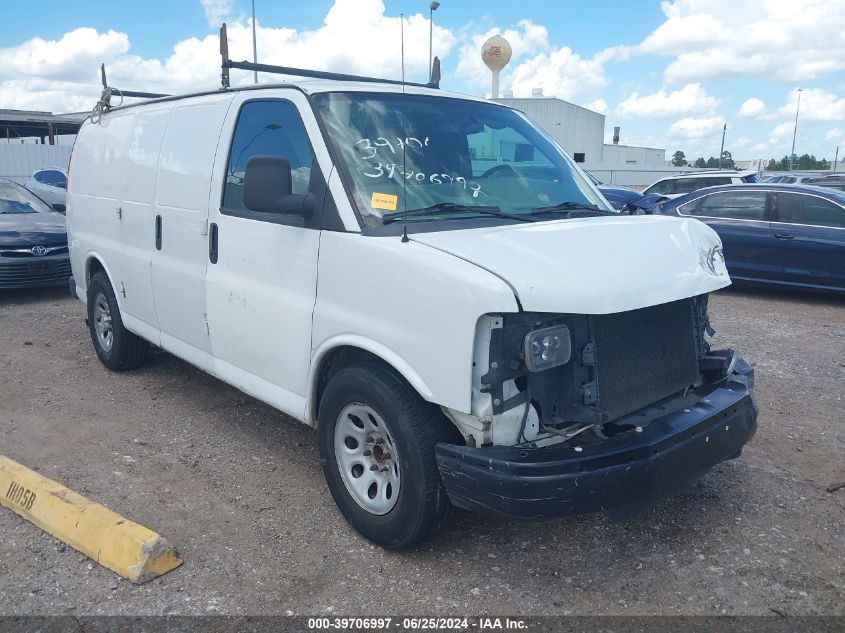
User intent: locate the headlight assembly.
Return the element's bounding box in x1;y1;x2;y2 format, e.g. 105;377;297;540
523;324;572;372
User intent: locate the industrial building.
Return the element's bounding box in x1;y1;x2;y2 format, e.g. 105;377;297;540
494;92;665;168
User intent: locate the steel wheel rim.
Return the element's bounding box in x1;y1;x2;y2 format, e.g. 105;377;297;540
334;402;401;515
93;292;113;352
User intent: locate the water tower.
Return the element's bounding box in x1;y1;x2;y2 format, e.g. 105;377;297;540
481;35;512;99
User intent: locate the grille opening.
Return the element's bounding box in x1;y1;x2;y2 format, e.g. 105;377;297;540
589;298;700;422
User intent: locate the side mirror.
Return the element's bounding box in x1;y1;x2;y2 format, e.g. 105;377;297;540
243;155;315;215
52;203;66;213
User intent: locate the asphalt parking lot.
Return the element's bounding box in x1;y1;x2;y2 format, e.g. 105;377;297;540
0;285;843;616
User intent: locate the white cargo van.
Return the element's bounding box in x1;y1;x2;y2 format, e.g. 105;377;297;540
67;55;757;548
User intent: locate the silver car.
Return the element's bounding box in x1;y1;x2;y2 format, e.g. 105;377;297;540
26;167;68;209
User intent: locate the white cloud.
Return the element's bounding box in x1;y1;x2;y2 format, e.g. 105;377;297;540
0;0;457;113
827;128;843;141
738;98;766;118
616;83;719;118
733;136;751;149
506;47;609;101
639;12;723;54
638;0;845;83
583;98;608;114
200;0;234;28
668;115;725;140
769;122;794;142
0;28;129;81
774;88;845;122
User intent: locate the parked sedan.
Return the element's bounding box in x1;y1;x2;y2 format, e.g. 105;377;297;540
26;167;68;210
0;179;70;289
652;184;845;293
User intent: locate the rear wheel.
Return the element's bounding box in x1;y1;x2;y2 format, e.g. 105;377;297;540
87;272;148;371
318;361;456;549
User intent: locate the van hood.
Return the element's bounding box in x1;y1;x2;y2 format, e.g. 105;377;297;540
410;215;730;314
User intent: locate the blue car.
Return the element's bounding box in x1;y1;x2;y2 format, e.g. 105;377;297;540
586;173;643;210
652;184;845;293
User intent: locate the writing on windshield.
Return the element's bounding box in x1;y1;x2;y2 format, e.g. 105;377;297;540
313;92;609;228
353;135;484;198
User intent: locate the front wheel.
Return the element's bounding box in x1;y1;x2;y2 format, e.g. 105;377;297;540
317;362;457;549
87;272;149;371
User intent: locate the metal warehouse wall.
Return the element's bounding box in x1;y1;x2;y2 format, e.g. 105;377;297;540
601;144;666;167
494;97;605;165
0;144;72;184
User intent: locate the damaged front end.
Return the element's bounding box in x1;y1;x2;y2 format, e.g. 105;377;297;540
436;294;758;519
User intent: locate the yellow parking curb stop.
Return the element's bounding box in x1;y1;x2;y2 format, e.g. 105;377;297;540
0;455;182;583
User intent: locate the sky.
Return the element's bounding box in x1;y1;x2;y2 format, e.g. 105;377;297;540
1;0;843;162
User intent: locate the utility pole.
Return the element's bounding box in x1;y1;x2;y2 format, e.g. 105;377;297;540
429;2;440;83
789;88;803;171
719;122;727;169
251;0;258;84
834;145;839;174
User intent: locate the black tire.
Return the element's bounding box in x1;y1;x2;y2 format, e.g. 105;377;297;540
318;361;458;549
86;271;148;371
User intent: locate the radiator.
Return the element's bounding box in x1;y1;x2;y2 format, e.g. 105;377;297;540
589;298;700;421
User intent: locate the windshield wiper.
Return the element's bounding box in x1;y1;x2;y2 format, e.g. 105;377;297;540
528;201;614;218
382;202;534;224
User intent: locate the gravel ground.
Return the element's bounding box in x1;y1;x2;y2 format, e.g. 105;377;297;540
0;285;842;616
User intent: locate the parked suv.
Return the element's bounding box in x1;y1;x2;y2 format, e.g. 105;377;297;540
67;75;757;548
644;170;760;200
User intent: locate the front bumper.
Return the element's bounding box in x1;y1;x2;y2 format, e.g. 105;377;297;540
0;253;71;289
435;372;757;520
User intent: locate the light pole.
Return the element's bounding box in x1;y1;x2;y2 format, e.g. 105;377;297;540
251;0;258;84
719;121;727;169
429;2;440;83
789;88;803;171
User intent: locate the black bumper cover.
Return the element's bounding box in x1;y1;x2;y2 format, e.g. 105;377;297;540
435;377;757;520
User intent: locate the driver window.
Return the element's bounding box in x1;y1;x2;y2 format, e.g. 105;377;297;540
222;100;313;213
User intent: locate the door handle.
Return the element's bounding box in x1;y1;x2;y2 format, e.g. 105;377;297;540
209;222;218;264
155;215;162;250
773;232;795;240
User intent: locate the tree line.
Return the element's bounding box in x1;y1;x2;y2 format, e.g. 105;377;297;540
671;151;830;171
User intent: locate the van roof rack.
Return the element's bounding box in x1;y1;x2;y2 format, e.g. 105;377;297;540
218;23;440;91
99;64;171;102
90;23;441;121
90;64;171;122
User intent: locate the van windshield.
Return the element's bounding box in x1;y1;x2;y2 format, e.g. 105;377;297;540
312;92;611;228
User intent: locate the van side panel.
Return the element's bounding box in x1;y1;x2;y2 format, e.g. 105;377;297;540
119;108;172;335
151;95;234;372
67;112;136;303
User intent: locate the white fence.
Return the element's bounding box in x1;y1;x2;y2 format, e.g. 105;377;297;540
0;144;72;184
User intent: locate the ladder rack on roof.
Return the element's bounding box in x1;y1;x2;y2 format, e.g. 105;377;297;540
90;64;171;122
91;23;441;120
99;64;171;102
218;23;441;91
